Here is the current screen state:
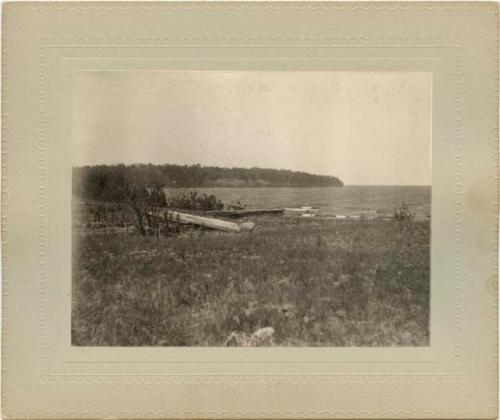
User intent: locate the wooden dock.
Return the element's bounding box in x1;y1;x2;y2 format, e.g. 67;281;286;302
205;209;284;219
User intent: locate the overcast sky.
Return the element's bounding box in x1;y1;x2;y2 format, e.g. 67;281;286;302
73;71;431;185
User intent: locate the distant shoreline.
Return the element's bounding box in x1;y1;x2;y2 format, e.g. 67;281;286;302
162;184;345;189
72;164;344;203
167;184;431;188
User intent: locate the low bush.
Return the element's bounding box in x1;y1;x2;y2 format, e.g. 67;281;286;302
393;203;415;221
165;190;224;211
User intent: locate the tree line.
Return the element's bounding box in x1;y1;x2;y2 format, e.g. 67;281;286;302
73;163;343;203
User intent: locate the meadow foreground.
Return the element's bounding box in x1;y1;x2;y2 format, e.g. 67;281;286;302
72;216;430;346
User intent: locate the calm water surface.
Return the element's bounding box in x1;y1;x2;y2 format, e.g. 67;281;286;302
166;185;431;217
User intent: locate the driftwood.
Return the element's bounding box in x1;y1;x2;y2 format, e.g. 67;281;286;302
149;210;255;233
205;208;284;219
283;207;319;217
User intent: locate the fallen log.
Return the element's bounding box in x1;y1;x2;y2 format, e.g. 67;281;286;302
205;208;284;219
148;210;255;233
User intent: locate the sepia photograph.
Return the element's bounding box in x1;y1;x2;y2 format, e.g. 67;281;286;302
71;70;431;347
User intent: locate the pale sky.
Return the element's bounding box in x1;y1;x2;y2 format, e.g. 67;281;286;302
73;71;431;185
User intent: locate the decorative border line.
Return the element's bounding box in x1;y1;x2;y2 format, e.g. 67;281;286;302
35;37;461;386
38;373;460;386
40;35;459;46
453;51;463;378
2;2;496;12
488;19;499;416
0;409;494;420
38;45;49;384
1;5;10;416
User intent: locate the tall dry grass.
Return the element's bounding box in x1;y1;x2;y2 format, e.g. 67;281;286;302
72;217;430;346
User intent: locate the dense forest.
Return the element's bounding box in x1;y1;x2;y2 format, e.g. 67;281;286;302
73;163;343;203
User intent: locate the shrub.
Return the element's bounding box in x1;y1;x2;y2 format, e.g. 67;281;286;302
227;201;245;210
393;203;415;221
165;190;224;211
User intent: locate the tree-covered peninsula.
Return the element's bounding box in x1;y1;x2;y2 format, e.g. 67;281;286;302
73;163;343;203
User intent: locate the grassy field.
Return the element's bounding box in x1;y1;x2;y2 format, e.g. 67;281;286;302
72;216;430;346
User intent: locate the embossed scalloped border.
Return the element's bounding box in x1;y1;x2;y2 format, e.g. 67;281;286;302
0;409;496;420
2;1;497;11
488;11;499;415
1;4;10;418
1;2;498;418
